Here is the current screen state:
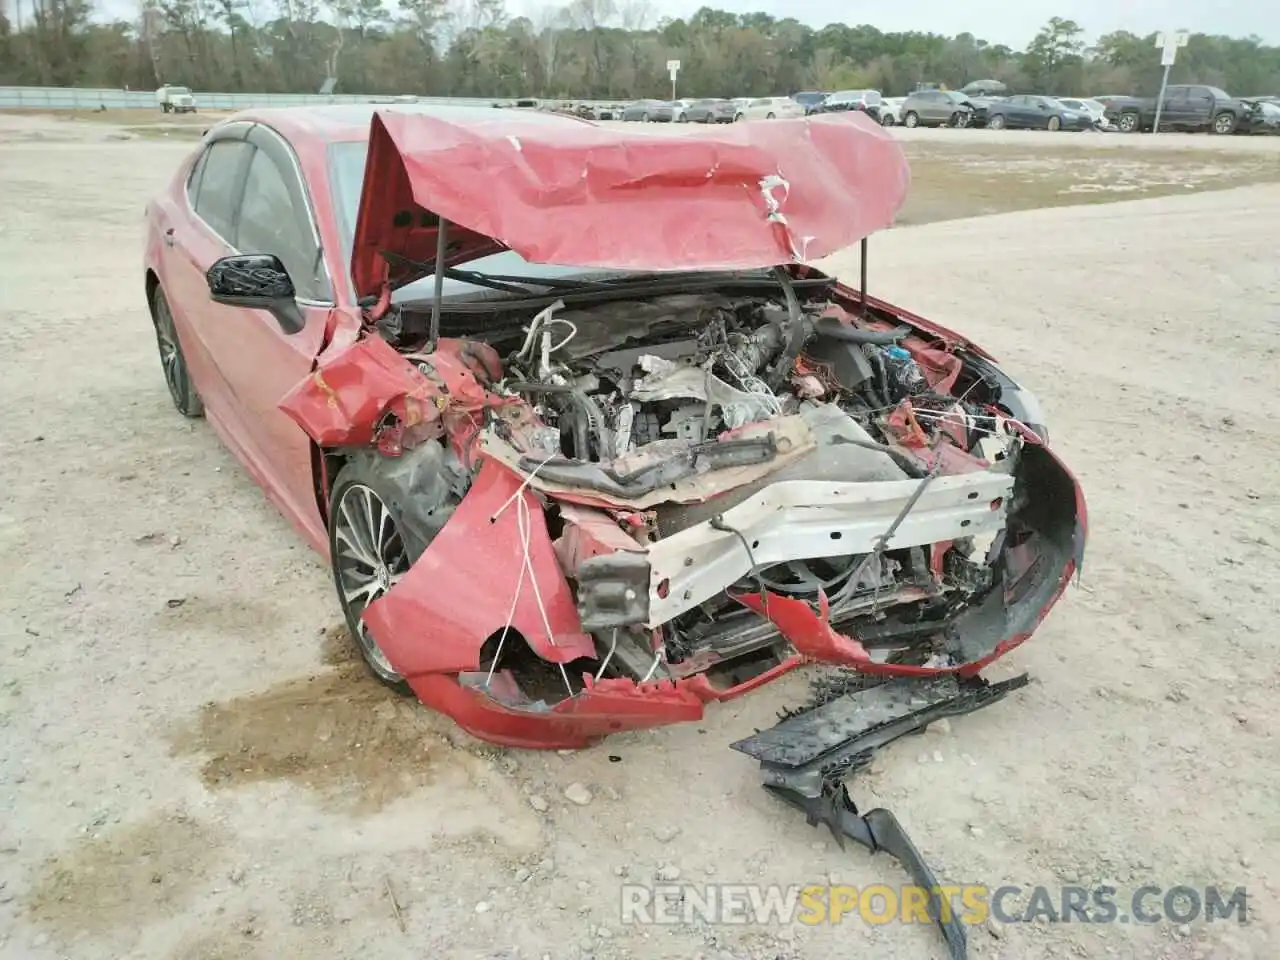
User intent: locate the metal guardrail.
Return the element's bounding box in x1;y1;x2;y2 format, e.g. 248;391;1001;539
0;85;627;111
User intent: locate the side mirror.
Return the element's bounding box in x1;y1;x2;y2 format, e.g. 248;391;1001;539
206;254;304;334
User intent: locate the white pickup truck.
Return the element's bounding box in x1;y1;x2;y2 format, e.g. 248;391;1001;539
156;85;197;114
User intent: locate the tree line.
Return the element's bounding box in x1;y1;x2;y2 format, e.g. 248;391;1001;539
1;1;1278;101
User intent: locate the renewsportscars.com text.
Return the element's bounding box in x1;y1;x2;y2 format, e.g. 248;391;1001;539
620;883;1249;927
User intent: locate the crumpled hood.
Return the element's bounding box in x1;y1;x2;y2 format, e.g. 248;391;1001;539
349;108;911;300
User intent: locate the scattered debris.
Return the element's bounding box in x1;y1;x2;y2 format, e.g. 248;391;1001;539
563;783;593;806
384;875;406;932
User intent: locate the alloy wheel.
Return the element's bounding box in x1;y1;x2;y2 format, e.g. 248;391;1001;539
332;482;411;683
152;288;202;417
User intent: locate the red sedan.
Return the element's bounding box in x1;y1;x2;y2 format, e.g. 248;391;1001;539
143;104;1085;749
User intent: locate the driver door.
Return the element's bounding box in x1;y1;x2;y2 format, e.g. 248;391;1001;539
193;127;335;539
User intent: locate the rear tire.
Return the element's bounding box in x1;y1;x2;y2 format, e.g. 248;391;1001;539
766;112;775;119
903;111;919;128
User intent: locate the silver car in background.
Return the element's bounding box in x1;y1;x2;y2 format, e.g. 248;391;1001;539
1054;97;1112;130
621;99;673;122
738;96;807;120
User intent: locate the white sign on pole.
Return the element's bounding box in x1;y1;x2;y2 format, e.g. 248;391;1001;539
1155;30;1189;67
667;59;681;80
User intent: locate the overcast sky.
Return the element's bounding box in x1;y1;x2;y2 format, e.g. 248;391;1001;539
95;0;1277;51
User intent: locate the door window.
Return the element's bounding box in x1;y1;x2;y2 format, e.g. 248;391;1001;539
193;140;252;242
236;147;325;300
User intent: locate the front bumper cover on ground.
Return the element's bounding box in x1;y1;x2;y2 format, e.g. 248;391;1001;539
734;672;1031;960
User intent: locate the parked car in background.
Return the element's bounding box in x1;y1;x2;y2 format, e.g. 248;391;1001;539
900;89;973;128
1105;85;1249;134
1242;98;1280;133
979;95;1092;131
738;96;806;120
670;99;695;122
156;85;197;113
959;79;1007;97
620;99;672;122
685;99;738;123
1053;97;1113;129
791;91;828;113
878;97;906;126
809;89;882;122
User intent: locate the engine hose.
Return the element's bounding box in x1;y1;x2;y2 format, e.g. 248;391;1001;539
574;389;612;460
765;267;808;391
865;348;892;409
812;316;912;345
506;380;573;393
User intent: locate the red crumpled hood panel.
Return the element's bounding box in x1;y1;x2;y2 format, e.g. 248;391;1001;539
350;109;911;299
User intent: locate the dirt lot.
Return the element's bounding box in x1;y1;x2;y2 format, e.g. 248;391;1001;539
0;112;1278;960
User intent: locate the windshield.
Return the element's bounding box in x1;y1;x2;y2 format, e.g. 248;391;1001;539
168;87;191;95
1206;87;1231;99
328;141;619;303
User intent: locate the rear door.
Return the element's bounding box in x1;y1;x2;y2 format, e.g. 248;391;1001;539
1182;86;1214;127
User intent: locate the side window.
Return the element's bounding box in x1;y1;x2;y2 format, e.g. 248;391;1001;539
186;148;208;206
236;147;324;301
193;140;252;242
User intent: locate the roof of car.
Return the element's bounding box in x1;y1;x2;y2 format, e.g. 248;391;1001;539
219;102;588;148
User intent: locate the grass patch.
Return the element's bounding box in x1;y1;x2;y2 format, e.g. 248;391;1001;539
897;143;1280;225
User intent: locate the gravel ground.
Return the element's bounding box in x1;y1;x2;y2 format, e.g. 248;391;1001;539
0;113;1277;960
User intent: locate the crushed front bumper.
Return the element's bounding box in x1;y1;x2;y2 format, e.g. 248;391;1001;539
646;472;1013;624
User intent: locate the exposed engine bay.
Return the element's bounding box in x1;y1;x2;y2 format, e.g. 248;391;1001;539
368;277;1072;701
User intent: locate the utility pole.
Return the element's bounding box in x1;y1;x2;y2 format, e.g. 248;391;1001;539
667;59;680;101
1151;30;1189;133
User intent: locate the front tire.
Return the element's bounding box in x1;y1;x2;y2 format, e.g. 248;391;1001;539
150;284;203;418
988;113;1006;130
903;111;919;128
328;463;417;692
1117;112;1140;133
766;112;776;119
640;112;650;122
734;113;744;122
1211;112;1236;135
1047;115;1061;131
880;112;895;126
